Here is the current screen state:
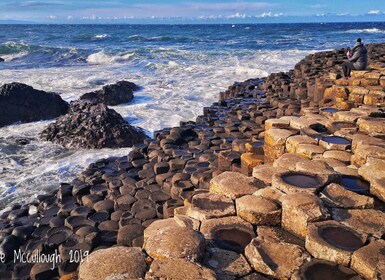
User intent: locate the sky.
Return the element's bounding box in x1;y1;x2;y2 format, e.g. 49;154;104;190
1;0;385;23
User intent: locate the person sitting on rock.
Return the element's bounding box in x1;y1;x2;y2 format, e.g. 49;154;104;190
342;38;368;79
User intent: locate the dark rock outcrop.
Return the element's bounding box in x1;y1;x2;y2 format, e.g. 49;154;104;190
0;57;4;62
40;100;146;149
80;80;139;106
0;83;69;127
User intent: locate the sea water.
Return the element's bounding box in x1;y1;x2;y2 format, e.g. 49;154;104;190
1;22;384;207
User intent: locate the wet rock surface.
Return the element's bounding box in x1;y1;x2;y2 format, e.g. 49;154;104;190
0;82;69;127
1;43;385;279
40;100;147;149
80;80;139;105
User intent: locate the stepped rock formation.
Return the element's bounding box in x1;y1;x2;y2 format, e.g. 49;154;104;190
1;43;385;279
0;82;69;127
79;80;139;105
40;100;146;149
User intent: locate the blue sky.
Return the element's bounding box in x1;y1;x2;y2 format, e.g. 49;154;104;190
1;0;385;23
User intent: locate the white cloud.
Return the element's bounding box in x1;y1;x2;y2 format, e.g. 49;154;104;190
367;10;381;15
67;15;73;20
226;12;247;19
257;12;283;18
47;15;57;19
336;13;349;16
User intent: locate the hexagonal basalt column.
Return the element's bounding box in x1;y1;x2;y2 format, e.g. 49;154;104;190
320;183;374;209
292;259;362;280
202;247;252;279
236;195;281;226
218;150;241;171
281;193;329;238
295;160;335;178
319;136;352;151
200;216;255;253
272;171;329;194
240;153;264;176
305;220;366;266
296;144;326;159
78;247;147;280
210;171;263;200
143;224;206;262
245;237;310;279
286;135;318;154
264;118;290;131
351;239;385;280
252;165;286;185
186;193;235;221
352;144;385;167
332;209;385;238
264;129;296;162
273;153;310;171
358;117;385;137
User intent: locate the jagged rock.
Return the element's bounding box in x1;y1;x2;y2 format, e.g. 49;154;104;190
0;82;68;127
78;247;147;280
80;80;139;105
0;57;4;62
40;101;146;149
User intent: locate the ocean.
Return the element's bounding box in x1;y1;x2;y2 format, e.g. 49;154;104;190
1;22;385;208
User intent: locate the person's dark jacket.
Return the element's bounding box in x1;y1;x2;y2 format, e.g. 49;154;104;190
348;41;368;70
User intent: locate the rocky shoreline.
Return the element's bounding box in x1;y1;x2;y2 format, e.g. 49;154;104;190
1;43;385;279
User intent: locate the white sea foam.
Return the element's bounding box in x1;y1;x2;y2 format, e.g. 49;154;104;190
0;121;132;206
1;51;29;62
94;34;110;39
0;47;313;206
86;51;117;64
86;51;135;64
345;28;385;34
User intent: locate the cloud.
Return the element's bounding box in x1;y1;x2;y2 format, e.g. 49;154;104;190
226;13;247;19
47;15;57;19
67;15;73;20
336;13;349;16
367;10;381;15
257;12;284;18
